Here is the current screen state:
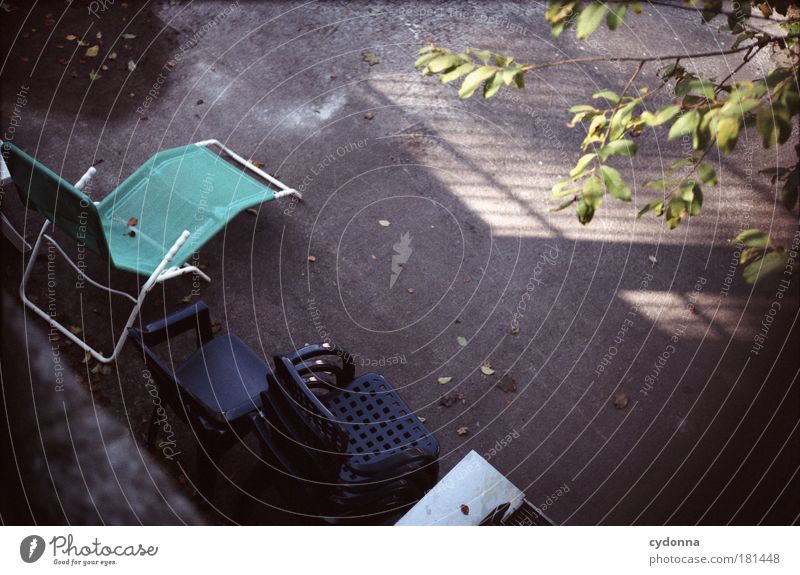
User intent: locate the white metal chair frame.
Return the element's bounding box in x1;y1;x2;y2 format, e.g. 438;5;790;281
6;139;301;363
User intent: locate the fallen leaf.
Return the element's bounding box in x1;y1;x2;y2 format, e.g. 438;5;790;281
439;395;457;408
407;288;415;294
456;336;468;347
68;325;83;336
460;504;470;515
510;326;520;335
122;33;136;40
456;426;469;436
127;59;136;72
417;416;426;423
211;322;223;334
480;362;495;376
437;376;453;385
361;50;380;66
378;219;390;227
96;31;102;39
613;392;629;409
179;294;192;303
65;34;77;41
77;40;89;47
648;255;658;265
307;255;317;263
363;112;374;121
85;45;99;57
249;159;265;169
108;51;117;60
496;375;517;393
127;217;138;227
80;352;92;365
196;98;204;105
128;230;136;237
88;69;102;81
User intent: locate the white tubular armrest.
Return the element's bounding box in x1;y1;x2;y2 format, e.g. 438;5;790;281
145;230;191;291
194;139;302;200
74;166;97;190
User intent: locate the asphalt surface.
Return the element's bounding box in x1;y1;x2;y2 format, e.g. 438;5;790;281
1;1;798;525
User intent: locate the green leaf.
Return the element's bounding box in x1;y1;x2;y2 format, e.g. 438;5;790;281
645;178;680;190
688;185;703;216
576;3;607;39
637;200;664;218
666;197;687;229
720;97;761;117
513;71;525;89
569;153;596;177
606;4;627;30
426;53;462;74
598;139;637;160
642;104;681;126
459;66;496;99
685;78;716;100
437;376;453;385
484;72;504;99
440;62;474;84
592;89;620;105
668;110;700;140
468;48;492;65
577;198;596;225
756;106;792;148
416;44;435;55
608;100;638;140
670;157;696;169
456;336;468;347
568;104;597;114
553;196;578;211
743;251;787;284
583;174;604;194
600;165;631;201
494;53;514;67
733;228;770;248
414;52;439;69
697;163;717;185
715;116;740;152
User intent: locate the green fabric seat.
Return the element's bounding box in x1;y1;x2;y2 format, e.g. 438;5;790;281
99;144;276;274
5;142;277;276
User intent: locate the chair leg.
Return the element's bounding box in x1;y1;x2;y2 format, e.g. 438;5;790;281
19;222;143;363
19;226;190;364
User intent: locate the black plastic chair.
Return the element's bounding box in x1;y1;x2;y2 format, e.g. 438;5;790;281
128;302;269;496
253;342;440;522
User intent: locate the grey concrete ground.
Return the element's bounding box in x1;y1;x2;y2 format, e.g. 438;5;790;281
1;1;798;525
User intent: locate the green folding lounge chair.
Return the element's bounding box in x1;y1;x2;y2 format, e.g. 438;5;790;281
2;139;301;363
